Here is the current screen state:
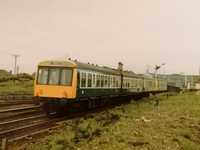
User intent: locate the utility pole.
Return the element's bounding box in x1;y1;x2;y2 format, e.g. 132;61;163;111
11;54;20;75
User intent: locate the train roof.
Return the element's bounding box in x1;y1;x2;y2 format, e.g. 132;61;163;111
76;61;120;75
38;59;141;78
38;59;76;68
76;62;144;79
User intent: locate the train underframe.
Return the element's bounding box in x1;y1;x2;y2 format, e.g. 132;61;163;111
38;90;167;116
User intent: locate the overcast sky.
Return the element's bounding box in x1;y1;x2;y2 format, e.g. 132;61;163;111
0;0;200;75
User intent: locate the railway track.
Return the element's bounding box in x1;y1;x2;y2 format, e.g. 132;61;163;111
0;104;40;113
0;115;51;141
0;102;47;149
0;94;37;108
0;104;42;120
0;97;133;149
0;93;33;100
0;100;37;107
1;113;84;148
0;103;113;149
0;113;72;149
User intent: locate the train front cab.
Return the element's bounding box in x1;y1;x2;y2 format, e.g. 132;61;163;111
34;60;77;114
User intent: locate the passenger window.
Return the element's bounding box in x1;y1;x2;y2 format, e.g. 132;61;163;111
116;80;118;88
93;74;96;87
60;69;73;86
119;78;121;88
123;80;125;88
134;80;137;87
96;74;100;87
124;80;127;88
108;76;111;87
113;77;116;88
105;75;108;87
138;80;141;87
49;68;60;85
81;72;86;88
101;75;104;87
110;76;113;88
88;73;92;87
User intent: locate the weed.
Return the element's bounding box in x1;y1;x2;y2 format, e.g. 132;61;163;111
74;118;103;142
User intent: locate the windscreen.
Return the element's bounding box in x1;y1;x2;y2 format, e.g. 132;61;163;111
60;69;73;85
37;67;73;86
49;68;60;85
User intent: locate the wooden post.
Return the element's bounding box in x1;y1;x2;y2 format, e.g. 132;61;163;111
1;138;7;150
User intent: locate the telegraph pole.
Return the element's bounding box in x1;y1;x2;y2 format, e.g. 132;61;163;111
11;54;20;75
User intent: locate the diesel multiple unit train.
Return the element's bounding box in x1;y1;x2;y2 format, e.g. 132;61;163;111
34;59;167;114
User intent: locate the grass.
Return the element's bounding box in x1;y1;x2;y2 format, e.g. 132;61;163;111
0;80;33;95
23;93;200;150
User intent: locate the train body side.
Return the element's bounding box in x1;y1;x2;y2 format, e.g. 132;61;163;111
77;69;122;99
34;59;167;102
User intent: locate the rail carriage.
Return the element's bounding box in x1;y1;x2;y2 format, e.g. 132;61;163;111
122;76;144;92
77;62;122;99
34;59;167;114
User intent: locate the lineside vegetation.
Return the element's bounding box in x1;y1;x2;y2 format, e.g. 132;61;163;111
0;80;33;95
0;70;34;95
25;93;200;150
